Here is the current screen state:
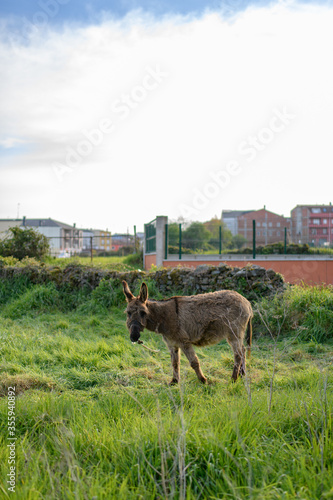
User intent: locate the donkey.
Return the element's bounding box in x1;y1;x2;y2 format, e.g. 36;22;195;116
122;281;253;384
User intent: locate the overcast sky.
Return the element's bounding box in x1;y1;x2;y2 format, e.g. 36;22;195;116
1;0;333;233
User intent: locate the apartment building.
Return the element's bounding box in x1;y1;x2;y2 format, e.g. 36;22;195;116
221;210;253;236
237;208;290;246
290;204;333;246
92;229;112;251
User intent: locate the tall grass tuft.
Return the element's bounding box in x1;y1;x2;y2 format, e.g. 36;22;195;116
255;285;333;342
1;283;61;318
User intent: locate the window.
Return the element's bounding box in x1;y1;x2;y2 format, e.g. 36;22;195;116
277;231;280;236
257;222;261;227
311;229;317;235
323;228;328;234
269;222;273;227
323;219;327;224
312;208;321;213
312;219;320;225
276;222;281;227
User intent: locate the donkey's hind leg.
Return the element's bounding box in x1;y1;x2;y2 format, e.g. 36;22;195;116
228;339;246;382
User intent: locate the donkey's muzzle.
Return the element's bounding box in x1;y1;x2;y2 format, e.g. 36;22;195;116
130;321;141;343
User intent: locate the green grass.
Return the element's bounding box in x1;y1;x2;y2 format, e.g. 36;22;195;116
0;284;332;499
43;254;143;270
255;284;333;342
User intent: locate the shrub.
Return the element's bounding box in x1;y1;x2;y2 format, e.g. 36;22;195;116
123;252;143;268
168;245;194;254
0;226;50;260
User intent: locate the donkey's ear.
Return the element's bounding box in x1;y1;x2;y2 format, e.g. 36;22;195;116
122;281;134;302
139;282;148;303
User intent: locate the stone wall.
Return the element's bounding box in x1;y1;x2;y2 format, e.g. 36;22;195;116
144;263;285;301
0;262;285;302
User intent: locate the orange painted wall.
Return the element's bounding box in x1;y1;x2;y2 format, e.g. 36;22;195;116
144;253;157;269
162;259;333;285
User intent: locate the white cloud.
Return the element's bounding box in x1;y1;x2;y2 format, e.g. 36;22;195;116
1;2;333;231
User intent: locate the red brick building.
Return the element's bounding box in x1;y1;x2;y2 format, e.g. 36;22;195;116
237;208;290;246
290;204;333;246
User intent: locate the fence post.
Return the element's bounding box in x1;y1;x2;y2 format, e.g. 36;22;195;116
90;236;93;264
284;227;287;254
219;225;222;255
179;223;182;260
252;220;256;259
134;225;137;254
165;224;168;260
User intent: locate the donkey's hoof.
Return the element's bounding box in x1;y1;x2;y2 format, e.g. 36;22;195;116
169;378;179;386
200;377;207;384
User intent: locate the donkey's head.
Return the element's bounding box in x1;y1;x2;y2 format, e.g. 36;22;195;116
122;281;149;343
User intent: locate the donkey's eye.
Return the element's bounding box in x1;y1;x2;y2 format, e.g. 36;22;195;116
140;310;146;318
127;311;132;317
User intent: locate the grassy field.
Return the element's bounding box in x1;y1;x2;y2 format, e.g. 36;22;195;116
1;254;143;271
46;255;142;269
0;273;332;499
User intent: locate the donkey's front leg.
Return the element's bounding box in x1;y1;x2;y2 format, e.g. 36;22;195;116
168;346;180;385
181;344;207;384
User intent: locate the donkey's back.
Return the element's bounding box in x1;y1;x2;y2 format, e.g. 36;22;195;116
174;289;253;347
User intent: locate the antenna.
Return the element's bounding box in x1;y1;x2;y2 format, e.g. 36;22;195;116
17;203;20;219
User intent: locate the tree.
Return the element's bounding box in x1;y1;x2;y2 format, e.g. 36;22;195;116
204;218;232;249
182;222;211;251
232;234;247;250
167;223;180;247
0;226;50;260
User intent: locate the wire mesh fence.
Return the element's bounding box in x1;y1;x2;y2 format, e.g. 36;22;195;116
46;233;141;261
163;220;333;259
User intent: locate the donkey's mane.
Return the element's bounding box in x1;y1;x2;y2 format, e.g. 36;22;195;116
149;295;183;304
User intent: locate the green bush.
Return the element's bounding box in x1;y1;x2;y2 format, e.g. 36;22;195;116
0;226;50;260
230;242;312;255
168;245;194;254
123;252;143;268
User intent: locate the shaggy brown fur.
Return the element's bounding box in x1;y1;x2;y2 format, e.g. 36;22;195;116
123;281;253;384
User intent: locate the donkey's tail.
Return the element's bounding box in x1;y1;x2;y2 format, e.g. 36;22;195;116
246;317;253;358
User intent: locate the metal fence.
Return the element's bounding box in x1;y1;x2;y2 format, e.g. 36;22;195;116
46;234;139;262
144;219;156;254
164;221;332;260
